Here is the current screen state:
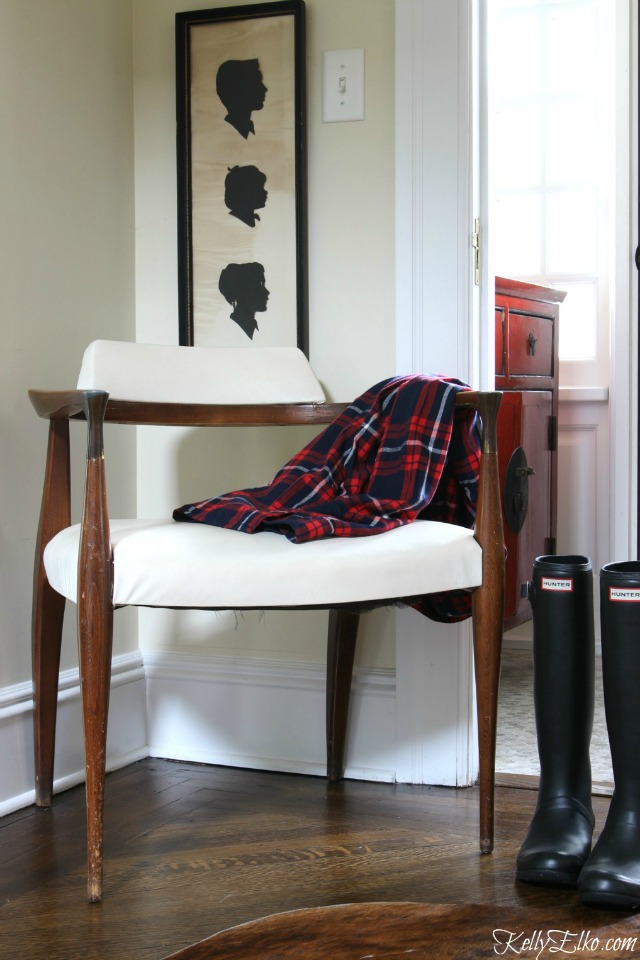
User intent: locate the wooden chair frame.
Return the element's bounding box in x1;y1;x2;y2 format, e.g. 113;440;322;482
29;387;504;902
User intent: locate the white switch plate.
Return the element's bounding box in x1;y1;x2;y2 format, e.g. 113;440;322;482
322;48;365;123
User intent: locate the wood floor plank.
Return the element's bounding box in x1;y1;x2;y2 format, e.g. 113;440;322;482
0;761;631;960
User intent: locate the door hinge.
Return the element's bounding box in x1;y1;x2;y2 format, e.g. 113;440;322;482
548;414;558;452
472;218;481;286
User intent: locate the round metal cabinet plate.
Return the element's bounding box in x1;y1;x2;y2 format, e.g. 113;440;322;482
504;446;534;534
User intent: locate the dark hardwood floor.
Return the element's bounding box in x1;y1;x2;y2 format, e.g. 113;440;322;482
0;760;632;959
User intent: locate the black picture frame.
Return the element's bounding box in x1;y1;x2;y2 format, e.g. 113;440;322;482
176;1;307;352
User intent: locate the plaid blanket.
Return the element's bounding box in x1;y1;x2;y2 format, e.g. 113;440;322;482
173;375;482;621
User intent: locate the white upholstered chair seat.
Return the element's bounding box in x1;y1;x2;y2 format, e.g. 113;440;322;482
44;517;482;609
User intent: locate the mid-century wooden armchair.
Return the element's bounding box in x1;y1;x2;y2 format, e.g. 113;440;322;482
29;340;504;902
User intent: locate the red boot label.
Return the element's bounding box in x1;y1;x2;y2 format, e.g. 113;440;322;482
609;586;640;602
541;577;573;592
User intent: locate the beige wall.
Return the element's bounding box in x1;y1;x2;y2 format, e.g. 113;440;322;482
0;0;397;691
0;0;138;687
132;0;397;667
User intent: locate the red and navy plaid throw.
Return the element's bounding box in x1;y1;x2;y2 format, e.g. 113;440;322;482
173;375;482;622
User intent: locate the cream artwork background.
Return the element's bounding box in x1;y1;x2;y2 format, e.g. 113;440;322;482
188;14;298;348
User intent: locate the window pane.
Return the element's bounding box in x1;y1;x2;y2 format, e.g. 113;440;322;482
557;282;597;359
546;101;597;185
494;193;542;275
494;104;542;188
546;190;597;274
490;0;612;385
494;12;541;95
546;6;597;95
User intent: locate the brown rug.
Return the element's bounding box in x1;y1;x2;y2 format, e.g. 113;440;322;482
163;901;640;959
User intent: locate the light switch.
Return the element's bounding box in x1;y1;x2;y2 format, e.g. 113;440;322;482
322;49;365;123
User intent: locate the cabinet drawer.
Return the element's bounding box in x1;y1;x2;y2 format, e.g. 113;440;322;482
508;311;554;377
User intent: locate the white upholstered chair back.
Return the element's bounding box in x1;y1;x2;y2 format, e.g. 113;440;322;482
76;340;327;405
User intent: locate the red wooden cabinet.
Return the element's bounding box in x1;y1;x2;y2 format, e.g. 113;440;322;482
495;277;566;629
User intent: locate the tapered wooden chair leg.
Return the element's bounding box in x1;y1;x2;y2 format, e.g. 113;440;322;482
78;389;113;903
79;601;114;903
32;576;65;807
32;417;71;809
472;584;504;854
470;390;505;853
326;609;360;782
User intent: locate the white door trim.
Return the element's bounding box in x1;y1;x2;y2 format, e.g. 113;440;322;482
609;0;638;562
394;0;484;785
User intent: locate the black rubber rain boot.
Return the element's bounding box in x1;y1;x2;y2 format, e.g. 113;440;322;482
579;561;640;910
516;555;595;887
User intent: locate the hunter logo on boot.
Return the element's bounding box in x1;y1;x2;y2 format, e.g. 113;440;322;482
541;577;573;592
609;587;640;602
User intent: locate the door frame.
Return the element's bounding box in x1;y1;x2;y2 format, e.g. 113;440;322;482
394;0;488;785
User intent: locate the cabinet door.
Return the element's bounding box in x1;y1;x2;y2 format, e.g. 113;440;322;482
498;391;553;628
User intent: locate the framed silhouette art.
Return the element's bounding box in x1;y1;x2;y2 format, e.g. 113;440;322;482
176;1;308;353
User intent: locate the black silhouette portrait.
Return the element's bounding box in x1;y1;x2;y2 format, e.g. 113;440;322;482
216;59;267;139
224;165;268;227
218;262;269;340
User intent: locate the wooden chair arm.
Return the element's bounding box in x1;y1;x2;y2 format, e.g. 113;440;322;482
30;386;503;552
30;386;503;602
102;399;348;427
29;388;109;422
29;389;347;428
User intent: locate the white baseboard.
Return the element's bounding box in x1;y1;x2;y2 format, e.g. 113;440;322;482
143;650;398;783
0;649;398;818
0;652;148;817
